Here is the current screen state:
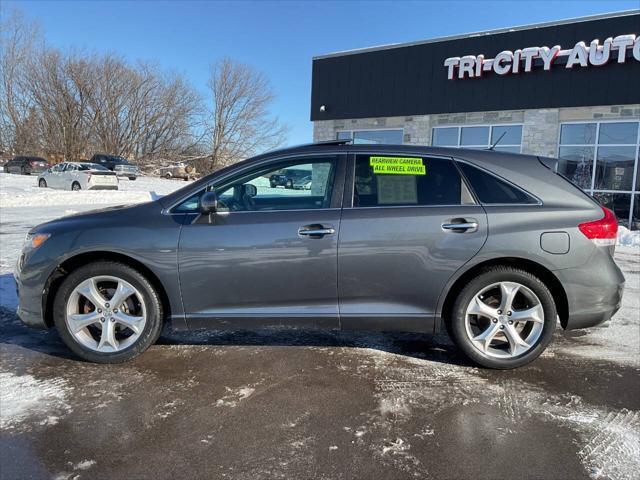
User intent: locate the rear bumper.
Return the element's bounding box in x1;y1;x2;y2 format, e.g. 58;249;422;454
554;249;625;330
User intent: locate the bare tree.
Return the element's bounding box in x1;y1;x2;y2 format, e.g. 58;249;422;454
204;57;287;172
0;10;41;153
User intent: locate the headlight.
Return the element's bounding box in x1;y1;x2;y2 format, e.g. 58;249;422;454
24;233;50;252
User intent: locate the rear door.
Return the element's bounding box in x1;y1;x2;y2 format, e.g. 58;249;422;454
337;153;488;332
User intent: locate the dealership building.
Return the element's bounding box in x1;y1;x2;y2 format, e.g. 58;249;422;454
311;11;640;229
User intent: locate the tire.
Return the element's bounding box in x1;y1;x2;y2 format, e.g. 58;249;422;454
270;180;276;188
53;261;163;363
286;179;293;189
20;167;27;175
39;179;47;188
447;266;557;369
164;173;172;179
128;177;136;181
72;182;81;191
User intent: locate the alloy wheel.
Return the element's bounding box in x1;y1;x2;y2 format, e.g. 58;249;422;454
464;281;544;359
65;275;147;353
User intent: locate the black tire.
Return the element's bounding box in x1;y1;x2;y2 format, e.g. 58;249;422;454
447;266;557;369
53;261;163;363
129;177;136;181
164;173;172;179
39;179;47;188
72;182;81;191
270;180;276;188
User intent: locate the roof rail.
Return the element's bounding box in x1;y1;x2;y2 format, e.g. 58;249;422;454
312;139;353;146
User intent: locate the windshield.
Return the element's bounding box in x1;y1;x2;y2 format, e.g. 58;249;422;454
106;156;129;164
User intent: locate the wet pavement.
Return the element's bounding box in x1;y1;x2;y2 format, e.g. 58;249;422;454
1;249;639;480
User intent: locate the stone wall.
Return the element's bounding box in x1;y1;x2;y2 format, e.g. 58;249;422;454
312;104;640;157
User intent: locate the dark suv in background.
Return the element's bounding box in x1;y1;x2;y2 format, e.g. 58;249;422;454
15;142;624;368
89;154;139;180
4;156;49;175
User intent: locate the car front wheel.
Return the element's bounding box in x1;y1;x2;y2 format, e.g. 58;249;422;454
447;266;556;369
39;179;47;188
72;182;81;191
53;261;163;363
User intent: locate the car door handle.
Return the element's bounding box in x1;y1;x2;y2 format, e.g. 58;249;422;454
442;220;479;233
298;225;336;237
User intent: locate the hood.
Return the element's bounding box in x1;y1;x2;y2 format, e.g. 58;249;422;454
29;201;159;235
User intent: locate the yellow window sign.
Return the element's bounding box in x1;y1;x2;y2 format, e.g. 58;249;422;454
369;156;426;175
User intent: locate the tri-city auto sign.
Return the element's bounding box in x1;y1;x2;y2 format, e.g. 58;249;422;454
444;34;640;79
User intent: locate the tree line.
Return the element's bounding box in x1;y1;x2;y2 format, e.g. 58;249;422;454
0;10;287;173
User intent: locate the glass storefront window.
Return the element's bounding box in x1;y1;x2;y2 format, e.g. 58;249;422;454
594;146;636;191
432;127;458;146
460;126;490;146
560;123;597;144
559;121;639;230
598;122;639;145
593;192;631;228
432;125;522;151
491;125;522;145
558;146;595;189
336;129;403;145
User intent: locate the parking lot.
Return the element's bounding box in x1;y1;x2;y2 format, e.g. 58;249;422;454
1;173;638;480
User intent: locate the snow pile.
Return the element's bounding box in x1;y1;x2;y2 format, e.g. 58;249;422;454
617;227;640;247
0;372;71;430
0;172;185;208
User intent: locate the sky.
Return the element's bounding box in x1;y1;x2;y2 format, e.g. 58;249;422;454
3;0;639;146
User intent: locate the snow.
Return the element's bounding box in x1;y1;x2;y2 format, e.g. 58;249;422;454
617;226;640;247
0;372;71;431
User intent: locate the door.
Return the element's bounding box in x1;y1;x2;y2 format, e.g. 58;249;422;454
337;153;488;332
176;154;345;329
48;163;65;188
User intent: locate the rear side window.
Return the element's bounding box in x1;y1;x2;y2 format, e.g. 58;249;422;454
458;162;538;205
353;154;474;207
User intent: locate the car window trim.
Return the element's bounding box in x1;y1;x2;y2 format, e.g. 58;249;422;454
343;151;477;209
165;153;347;215
454;158;543;206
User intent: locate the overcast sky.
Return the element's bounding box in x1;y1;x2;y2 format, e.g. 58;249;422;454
5;0;639;145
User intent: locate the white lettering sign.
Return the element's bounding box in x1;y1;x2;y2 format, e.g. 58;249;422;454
444;34;639;79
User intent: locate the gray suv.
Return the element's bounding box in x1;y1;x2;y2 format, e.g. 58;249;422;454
14;142;624;368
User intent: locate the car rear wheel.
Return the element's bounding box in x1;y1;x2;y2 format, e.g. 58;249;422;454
39;179;47;188
447;266;556;369
72;182;81;191
53;261;163;363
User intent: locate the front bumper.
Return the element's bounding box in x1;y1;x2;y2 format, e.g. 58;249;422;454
14;269;48;329
555;249;625;330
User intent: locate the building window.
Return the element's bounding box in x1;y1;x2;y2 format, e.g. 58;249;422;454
336;129;403;145
431;125;523;153
558;121;640;229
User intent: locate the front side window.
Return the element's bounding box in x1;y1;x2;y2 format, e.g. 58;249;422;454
458;162;538;205
173;157;337;213
352;154;473;207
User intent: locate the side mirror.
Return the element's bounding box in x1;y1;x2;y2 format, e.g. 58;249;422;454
199;191;218;214
245;184;257;197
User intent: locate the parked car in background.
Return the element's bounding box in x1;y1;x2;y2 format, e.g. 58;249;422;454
159;163;195;181
269;168;311;188
15;142;624;368
38;162;118;191
3;156;49;175
292;175;312;190
89;154;139;180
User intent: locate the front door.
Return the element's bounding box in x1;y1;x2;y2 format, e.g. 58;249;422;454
176;155;345;329
337;153;488;332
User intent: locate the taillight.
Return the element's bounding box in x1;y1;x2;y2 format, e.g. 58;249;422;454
578;207;618;246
